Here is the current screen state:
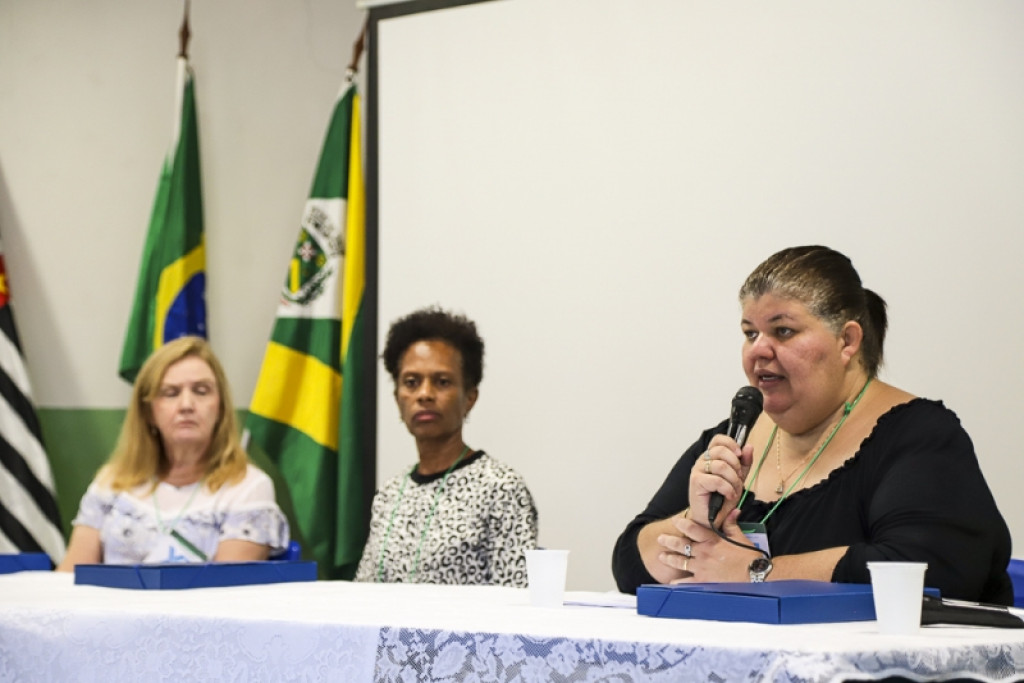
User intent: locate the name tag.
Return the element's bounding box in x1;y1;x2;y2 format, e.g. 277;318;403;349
739;522;771;556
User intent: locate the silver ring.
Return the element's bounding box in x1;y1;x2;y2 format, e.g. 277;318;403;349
683;543;692;558
702;449;712;461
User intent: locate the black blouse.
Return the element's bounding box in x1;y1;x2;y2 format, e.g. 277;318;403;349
611;399;1013;604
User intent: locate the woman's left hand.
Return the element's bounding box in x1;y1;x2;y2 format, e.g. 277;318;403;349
657;509;761;583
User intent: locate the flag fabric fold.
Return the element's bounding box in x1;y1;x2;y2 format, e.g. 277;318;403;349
245;81;368;579
0;242;65;563
119;56;206;383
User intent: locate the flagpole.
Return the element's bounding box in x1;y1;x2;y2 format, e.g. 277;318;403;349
172;2;191;165
346;18;368;83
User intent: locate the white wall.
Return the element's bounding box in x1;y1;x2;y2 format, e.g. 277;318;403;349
373;0;1024;590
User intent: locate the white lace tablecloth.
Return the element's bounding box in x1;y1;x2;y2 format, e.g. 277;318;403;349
2;571;1023;682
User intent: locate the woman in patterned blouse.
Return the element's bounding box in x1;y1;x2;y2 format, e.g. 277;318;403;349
355;306;538;586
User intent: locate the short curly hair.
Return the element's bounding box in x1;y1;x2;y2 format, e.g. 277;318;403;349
381;306;485;389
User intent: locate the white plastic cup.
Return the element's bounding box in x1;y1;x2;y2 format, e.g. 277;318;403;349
867;561;927;635
526;549;569;608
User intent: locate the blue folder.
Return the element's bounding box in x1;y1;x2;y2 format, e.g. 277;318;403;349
0;553;52;574
637;580;881;624
74;560;317;590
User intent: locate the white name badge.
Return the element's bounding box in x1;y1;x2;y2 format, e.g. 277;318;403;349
739;522;771;557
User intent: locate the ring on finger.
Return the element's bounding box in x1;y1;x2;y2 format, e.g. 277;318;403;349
702;449;712;461
683;557;689;572
704;460;712;474
683;543;692;558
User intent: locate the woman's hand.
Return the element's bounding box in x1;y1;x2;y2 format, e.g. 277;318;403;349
55;526;102;572
213;539;271;563
636;509;694;585
656;509;850;584
687;435;754;528
636;437;754;586
660;509;760;583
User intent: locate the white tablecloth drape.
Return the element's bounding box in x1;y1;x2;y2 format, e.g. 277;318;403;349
2;571;1023;682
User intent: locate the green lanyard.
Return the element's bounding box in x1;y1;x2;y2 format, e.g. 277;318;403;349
152;479;208;561
376;446;470;582
738;378;872;525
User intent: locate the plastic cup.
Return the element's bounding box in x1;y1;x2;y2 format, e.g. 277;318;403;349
867;561;927;635
526;549;569;608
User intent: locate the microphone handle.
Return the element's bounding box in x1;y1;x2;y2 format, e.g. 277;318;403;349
707;422;751;523
707;493;726;524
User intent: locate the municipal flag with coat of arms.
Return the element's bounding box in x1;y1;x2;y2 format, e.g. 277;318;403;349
245;80;368;580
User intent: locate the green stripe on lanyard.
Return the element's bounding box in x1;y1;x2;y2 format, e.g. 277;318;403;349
170;529;208;562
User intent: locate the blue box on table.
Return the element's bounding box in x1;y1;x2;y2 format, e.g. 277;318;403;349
0;553;52;573
74;561;317;590
637;580;881;624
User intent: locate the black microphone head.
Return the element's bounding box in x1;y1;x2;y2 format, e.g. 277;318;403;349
727;386;763;445
709;386;765;524
731;385;763;422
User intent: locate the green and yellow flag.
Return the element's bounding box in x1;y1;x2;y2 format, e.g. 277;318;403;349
245;81;367;579
119;56;206;383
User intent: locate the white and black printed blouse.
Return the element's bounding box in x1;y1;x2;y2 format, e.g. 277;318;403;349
355;451;538;587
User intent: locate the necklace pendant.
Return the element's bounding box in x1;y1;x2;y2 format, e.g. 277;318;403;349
775;483;785;495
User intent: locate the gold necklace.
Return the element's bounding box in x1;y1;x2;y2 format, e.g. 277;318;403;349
774;431;815;495
772;388;865;495
740;378;873;517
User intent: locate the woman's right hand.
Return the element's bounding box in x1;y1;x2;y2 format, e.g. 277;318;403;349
687;434;753;528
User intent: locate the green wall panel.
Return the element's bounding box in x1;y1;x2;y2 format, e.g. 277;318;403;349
38;408;124;536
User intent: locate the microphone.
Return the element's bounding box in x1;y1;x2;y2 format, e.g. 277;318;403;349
707;386;764;526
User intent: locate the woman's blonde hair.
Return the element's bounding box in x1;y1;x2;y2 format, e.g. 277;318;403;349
101;336;248;493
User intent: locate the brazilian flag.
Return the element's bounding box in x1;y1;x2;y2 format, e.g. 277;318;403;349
119;56;206;383
245;81;368;580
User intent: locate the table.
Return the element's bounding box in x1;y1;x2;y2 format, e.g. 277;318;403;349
2;572;1023;682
